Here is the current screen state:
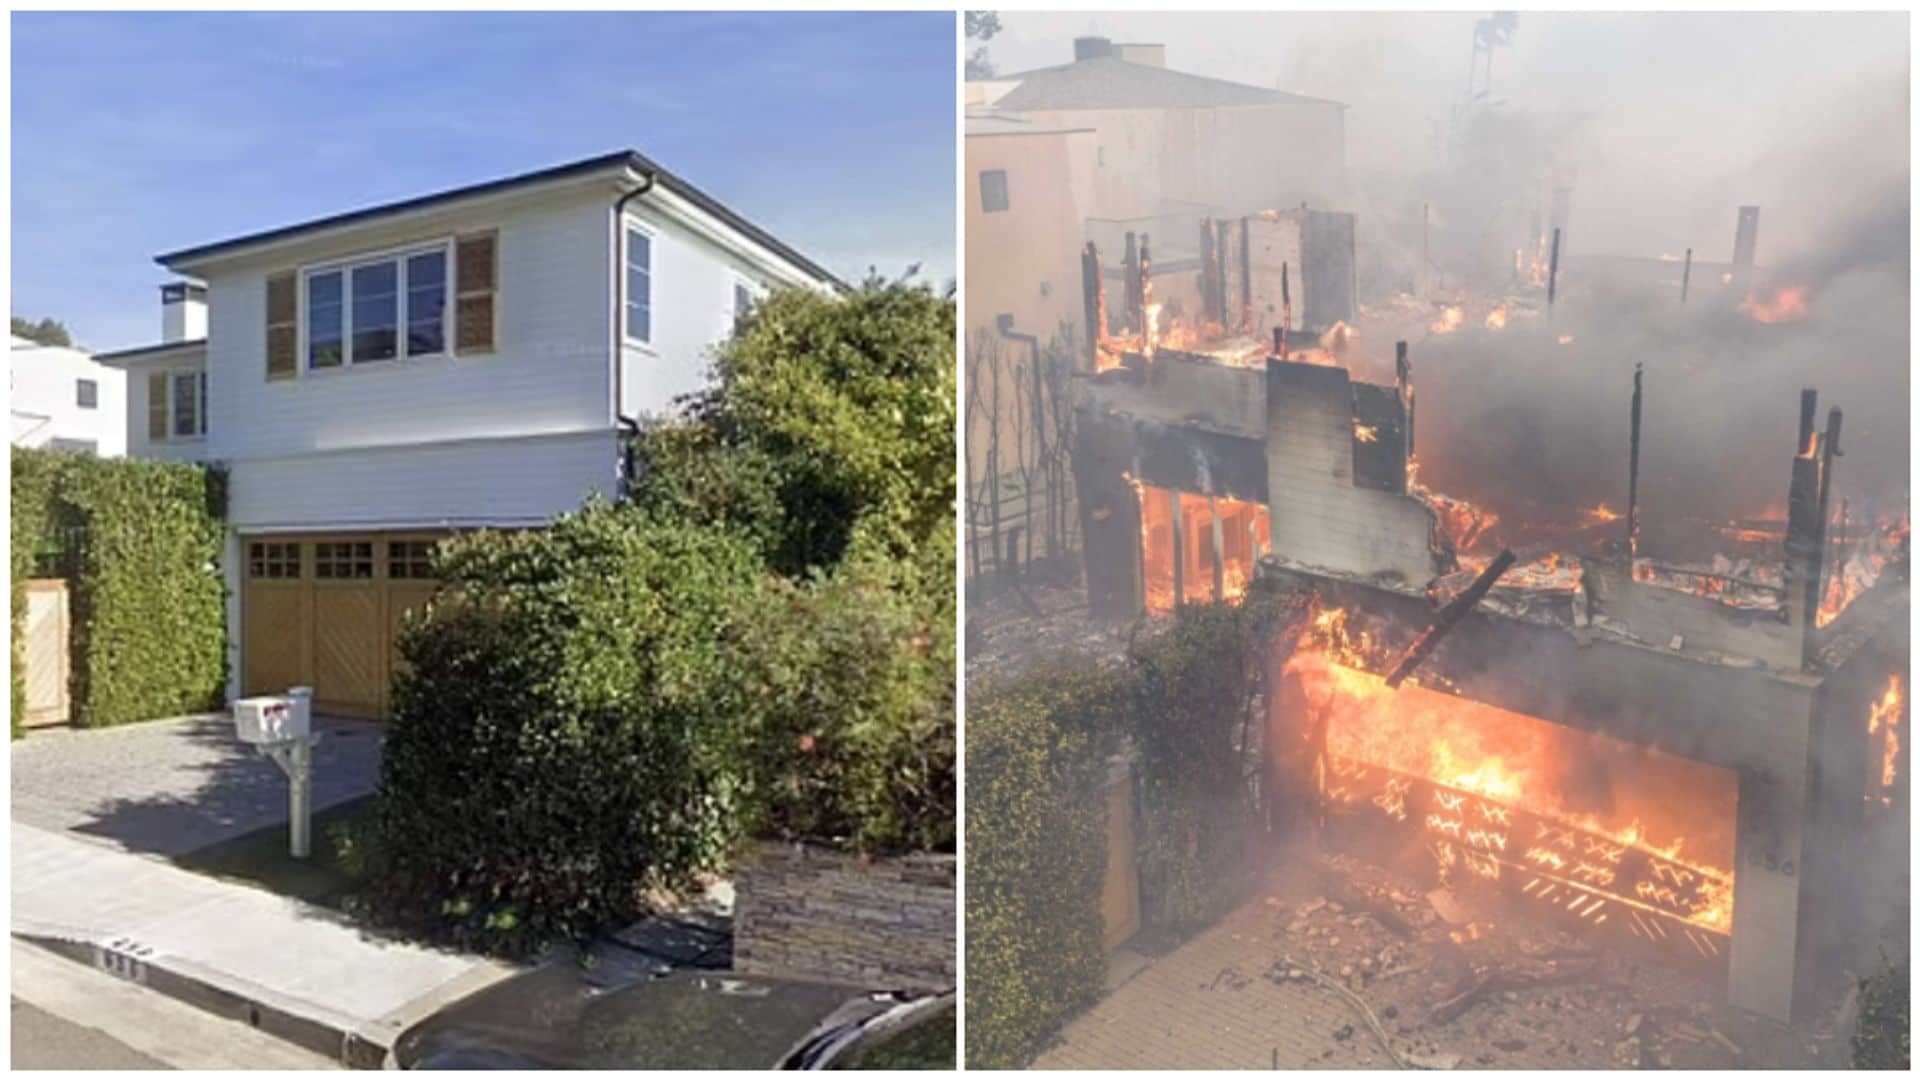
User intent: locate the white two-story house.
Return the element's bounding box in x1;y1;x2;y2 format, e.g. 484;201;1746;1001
97;150;841;718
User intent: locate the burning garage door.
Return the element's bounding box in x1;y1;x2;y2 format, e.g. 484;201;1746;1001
1277;619;1740;981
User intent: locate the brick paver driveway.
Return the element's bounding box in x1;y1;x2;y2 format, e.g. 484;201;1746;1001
12;713;382;857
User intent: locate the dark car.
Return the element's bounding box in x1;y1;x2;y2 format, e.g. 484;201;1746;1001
389;928;954;1070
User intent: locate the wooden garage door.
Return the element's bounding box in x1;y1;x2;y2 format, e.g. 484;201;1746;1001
242;532;445;720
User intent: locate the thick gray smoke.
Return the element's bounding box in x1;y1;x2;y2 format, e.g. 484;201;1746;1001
987;11;1908;550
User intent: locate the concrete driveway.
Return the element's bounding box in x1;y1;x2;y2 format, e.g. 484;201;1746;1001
11;713;383;858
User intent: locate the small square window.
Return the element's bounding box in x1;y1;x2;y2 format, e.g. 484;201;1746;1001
980;170;1009;214
76;379;98;409
248;541;301;579
315;541;374;579
388;539;438;580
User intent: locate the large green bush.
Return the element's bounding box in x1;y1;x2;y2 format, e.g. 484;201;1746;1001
738;530;956;854
9;448;227;731
362;505;764;956
964;656;1124;1069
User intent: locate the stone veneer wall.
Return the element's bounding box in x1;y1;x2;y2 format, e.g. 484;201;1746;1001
732;841;956;990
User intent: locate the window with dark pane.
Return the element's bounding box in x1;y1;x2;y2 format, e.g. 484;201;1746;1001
406;251;447;356
308;271;345;369
980;169;1010;213
351;261;399;362
625;227;652;344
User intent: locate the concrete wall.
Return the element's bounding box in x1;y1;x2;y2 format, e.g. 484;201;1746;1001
733;842;956;991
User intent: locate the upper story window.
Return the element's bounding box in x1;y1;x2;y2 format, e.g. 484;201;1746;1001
172;370;207;438
305;244;448;370
76;378;98;410
148;367;206;442
980;170;1010;213
624;226;653;345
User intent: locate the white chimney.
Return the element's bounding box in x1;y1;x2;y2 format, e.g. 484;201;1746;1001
161;282;207;343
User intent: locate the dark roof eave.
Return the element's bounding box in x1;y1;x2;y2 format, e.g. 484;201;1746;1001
155;150;846;291
92;338;209;364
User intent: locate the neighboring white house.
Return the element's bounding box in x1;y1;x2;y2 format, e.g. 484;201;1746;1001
97;150;841;719
9;335;127;456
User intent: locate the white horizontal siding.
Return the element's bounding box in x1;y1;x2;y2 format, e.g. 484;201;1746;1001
225;429;619;532
203;191;615;464
617;202;770;420
8;340;127;457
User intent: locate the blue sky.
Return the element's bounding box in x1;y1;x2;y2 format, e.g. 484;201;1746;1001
12;11;957;351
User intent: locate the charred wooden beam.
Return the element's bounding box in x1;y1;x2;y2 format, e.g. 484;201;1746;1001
1169;486;1185;610
1209;495;1226;603
1396;341;1413;461
1384;548;1518;689
1627;363;1643;558
1806;406;1844;647
1080;241;1103;371
1681;247;1693;304
1123;231;1141;330
1547;227;1562;308
1280;262;1292;358
1199;219;1220;326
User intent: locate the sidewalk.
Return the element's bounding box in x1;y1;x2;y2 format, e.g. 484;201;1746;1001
12;823;514;1067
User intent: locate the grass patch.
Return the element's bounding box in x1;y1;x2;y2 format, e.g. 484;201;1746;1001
172;796;375;909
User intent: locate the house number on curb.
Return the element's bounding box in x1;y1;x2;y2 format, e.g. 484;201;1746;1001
96;938;153;985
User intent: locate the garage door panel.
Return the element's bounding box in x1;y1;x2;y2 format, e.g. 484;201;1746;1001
244;532;444;721
312;586;383;717
243;584;306;697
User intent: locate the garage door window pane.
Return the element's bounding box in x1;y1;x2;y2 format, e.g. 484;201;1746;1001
316;541;374;579
249;541;300;579
389;540;437;579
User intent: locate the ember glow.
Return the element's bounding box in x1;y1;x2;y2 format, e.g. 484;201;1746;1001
1430;305;1465;335
1817;508;1910;627
1131;477;1270;615
1867;675;1903;804
1353;420;1380;443
1741;285;1810;324
1483;304;1509;330
1285;617;1738;939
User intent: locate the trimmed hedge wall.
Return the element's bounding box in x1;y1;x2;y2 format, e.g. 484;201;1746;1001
10;449;227;731
964;656;1124;1069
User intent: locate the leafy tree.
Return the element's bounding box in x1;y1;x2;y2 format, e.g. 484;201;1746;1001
965;11;1002;80
630;279;955;578
11;316;73;347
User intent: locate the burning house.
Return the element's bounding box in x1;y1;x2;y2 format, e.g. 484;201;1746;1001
1068;203;1908;1024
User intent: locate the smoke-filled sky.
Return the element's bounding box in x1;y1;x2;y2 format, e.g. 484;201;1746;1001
986;11;1909;533
983;11;1908;262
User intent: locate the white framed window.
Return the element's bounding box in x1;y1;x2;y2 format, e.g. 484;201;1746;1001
170;370;207;438
303;242;450;370
624;224;653;346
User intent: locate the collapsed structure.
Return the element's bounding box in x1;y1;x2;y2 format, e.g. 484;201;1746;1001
1069;218;1910;1024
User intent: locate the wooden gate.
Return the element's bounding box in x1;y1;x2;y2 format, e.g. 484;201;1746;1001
22;579;70;727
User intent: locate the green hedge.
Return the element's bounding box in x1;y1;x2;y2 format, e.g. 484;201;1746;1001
362;505;764;956
9;449;227;731
1122;582;1302;928
1853;956;1910;1069
739;530;957;854
964;656;1124;1068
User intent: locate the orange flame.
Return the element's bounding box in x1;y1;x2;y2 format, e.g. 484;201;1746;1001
1741;286;1809;324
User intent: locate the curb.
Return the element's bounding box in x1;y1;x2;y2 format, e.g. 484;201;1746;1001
15;931;510;1069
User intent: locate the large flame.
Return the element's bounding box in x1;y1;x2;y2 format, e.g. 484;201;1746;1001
1285;606;1738;935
